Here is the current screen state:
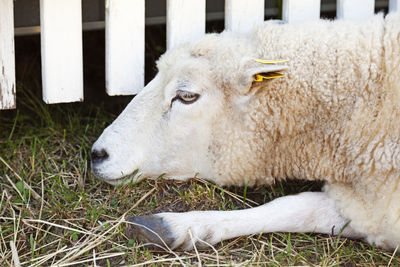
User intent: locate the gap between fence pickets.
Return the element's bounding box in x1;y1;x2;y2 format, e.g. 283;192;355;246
0;0;16;110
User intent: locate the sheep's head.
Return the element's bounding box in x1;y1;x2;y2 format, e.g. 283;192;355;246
91;33;287;185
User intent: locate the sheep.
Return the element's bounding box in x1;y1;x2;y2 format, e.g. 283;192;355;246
91;13;400;251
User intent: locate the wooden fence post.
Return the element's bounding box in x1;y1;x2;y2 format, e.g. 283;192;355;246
167;0;206;50
337;0;375;21
282;0;321;23
0;0;16;109
225;0;264;34
40;0;84;103
389;0;400;12
106;0;145;95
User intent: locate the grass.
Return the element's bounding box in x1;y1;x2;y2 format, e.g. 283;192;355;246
1;85;399;266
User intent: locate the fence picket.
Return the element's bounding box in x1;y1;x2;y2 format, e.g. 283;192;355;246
390;0;400;12
337;0;375;21
225;0;264;34
106;0;144;95
167;0;206;49
40;0;83;103
0;0;16;109
282;0;321;23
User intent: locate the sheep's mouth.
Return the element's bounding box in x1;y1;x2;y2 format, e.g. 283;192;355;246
97;169;142;186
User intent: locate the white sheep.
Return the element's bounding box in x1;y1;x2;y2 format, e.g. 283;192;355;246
91;13;400;251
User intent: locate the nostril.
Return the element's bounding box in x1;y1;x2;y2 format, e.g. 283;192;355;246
91;149;109;163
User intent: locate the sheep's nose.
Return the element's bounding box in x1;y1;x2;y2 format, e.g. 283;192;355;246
91;148;109;164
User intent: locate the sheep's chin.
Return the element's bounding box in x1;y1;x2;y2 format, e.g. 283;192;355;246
99;170;143;186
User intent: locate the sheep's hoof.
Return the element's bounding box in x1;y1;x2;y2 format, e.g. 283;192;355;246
125;215;175;248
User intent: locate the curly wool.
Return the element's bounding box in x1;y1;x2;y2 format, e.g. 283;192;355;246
169;14;400;249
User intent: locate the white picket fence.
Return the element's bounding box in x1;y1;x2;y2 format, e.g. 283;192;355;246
0;0;399;110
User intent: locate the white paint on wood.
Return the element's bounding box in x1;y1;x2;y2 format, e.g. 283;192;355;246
0;0;16;109
282;0;321;23
106;0;145;95
389;0;400;12
40;0;83;104
225;0;264;34
337;0;375;21
167;0;206;50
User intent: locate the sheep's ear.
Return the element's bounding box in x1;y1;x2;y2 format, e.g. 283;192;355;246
237;59;289;94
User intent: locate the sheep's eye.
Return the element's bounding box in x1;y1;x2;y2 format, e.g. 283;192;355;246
172;90;200;105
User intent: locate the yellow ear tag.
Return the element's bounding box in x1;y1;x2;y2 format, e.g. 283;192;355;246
253;59;288;81
254;59;289;64
254;72;286;82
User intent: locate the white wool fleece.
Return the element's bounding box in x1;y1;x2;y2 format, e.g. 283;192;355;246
181;13;400;249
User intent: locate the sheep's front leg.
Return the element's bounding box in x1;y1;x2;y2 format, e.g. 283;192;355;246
126;192;363;250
